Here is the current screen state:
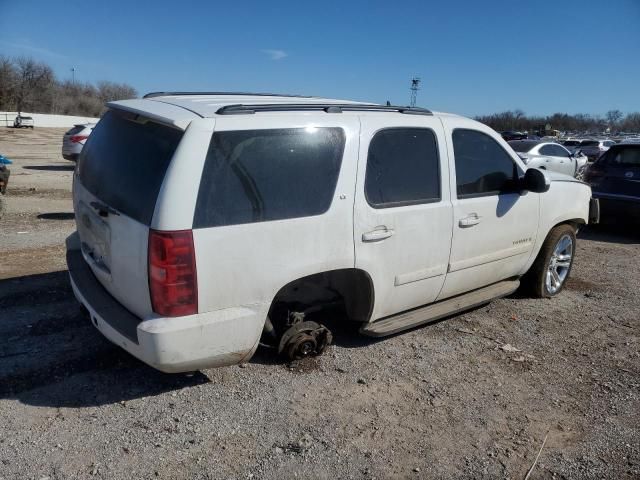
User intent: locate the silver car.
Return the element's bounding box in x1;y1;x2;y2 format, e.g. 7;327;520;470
62;123;95;161
508;140;578;177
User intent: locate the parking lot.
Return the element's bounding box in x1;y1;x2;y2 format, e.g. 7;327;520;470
0;127;639;479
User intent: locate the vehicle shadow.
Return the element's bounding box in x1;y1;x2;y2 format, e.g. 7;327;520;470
37;212;75;220
0;271;210;408
22;165;75;172
578;224;640;245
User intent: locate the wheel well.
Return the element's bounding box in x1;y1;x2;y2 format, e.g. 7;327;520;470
558;218;586;231
268;269;374;325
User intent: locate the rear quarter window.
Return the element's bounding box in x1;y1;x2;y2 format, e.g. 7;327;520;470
193;128;345;228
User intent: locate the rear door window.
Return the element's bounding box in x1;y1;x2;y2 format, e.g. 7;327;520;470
78;110;183;225
193;128;345;228
365;128;440;208
453;129;520;198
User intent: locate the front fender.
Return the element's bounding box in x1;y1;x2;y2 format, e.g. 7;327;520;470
521;180;591;274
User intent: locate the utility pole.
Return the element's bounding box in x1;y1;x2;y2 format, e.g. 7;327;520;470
409;76;421;107
71;67;75;85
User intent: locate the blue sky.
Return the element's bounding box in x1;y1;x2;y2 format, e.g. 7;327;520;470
1;0;639;117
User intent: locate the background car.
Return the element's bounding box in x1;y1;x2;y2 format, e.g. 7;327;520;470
584;143;640;223
562;139;584;153
508;140;578;177
501;130;527;141
580;139;616;161
62;123;95;161
13;115;34;128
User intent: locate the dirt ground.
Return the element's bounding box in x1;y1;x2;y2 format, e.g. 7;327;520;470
0;128;638;480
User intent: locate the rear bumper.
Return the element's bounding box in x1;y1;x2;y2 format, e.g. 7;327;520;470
63;153;79;161
66;233;264;372
591;193;640;222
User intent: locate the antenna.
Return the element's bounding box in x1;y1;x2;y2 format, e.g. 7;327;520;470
409;76;421;107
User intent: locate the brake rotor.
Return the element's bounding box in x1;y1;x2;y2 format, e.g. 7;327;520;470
278;320;333;361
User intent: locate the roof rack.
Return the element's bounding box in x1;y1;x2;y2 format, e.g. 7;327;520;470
215;103;433;116
143;91;316;99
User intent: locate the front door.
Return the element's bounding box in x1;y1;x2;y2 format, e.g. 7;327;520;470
438;123;539;300
539;144;576;176
354;117;453;321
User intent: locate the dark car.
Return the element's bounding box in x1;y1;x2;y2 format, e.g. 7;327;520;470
501;130;527;141
584;144;640;222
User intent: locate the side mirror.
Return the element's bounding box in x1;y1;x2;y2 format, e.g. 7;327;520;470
522;168;550;193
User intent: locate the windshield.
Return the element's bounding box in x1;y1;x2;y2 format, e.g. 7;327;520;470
581;140;599;147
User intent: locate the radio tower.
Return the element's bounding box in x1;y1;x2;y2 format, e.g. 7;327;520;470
409;76;421;107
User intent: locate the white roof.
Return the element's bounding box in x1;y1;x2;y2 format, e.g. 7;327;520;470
107;92;454;129
146;93;370;118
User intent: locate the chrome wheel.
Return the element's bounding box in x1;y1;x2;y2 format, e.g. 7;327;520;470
546;234;573;294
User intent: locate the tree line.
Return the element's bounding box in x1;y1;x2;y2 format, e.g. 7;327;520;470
0;56;137;117
475;109;640;134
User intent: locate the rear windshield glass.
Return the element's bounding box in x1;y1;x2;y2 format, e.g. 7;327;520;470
563;140;581;146
607;147;640;167
193;128;345;228
78;110;183;225
581;140;599;147
508;140;539;152
65;125;85;135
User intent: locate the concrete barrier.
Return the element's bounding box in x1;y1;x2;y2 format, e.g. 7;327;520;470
0;112;99;128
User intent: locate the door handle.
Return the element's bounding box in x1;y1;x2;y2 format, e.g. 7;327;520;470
362;227;394;242
459;213;481;228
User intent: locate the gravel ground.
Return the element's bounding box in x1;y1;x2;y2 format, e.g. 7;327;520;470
0;128;638;480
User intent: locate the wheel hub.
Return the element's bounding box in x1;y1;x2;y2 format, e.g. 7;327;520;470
545;234;573;294
278;320;333;361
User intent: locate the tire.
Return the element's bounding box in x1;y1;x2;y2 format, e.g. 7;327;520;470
523;224;576;298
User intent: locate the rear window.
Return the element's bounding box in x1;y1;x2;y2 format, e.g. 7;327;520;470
581;140;599;147
78;110;183;225
65;125;85;135
508;140;539;152
193;128;345;228
563;140;581;147
606;147;640;167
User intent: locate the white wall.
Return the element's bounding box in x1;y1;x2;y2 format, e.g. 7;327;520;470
0;112;99;128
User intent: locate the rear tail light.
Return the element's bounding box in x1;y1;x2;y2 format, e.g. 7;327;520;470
148;230;198;317
70;135;88;143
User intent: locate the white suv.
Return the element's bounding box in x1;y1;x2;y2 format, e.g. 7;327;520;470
66;93;598;373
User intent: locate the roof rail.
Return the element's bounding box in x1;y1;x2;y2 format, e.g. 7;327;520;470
215;103;433;116
143;91;316;99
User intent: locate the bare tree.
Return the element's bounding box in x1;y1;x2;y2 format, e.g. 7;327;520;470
605;109;623;127
14;57;55;112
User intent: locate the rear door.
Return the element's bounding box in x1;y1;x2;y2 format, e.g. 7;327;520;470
74;110;185;318
354;116;452;321
438;123;538;299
